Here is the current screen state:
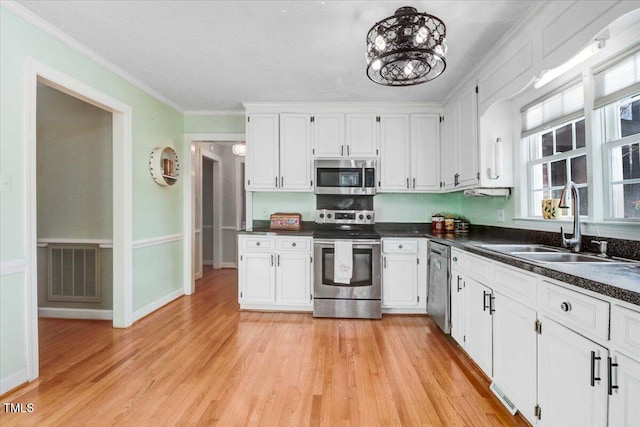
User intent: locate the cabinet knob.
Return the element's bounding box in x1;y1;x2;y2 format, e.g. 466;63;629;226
560;301;571;312
399;245;403;249
452;256;458;262
256;242;261;246
292;242;296;247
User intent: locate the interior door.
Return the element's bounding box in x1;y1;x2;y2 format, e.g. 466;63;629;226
192;143;203;280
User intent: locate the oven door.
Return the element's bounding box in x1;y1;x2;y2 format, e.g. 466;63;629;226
313;240;381;299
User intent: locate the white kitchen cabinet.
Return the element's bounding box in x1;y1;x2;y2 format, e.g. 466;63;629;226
238;235;312;310
379;114;411;192
464;277;493;377
239;252;276;303
276;251;312;306
246;113;280;190
537;315;608;427
379;113;440;192
492;291;537;423
345;113;379;158
441;85;479;190
312;113;345;158
381;238;426;312
450;249;465;345
279;113;313;190
609;351;640;427
246;113;312;191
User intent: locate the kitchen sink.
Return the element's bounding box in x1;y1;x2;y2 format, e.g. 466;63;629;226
511;252;617;263
479;244;563;253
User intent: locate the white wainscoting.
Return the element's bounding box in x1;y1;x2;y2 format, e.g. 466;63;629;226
132;233;184;249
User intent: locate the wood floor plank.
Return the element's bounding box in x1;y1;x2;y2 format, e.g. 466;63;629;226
1;268;529;426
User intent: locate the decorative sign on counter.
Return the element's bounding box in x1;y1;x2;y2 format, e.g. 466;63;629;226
269;213;302;231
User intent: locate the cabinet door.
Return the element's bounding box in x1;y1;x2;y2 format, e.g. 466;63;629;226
313;114;345;158
239;252;276;303
382;253;418;307
280;113;312;190
411;113;441;191
457;88;479;188
538;316;608;427
464;277;493;377
276;252;312;306
247;114;279;190
609;351;640;427
450;271;465;346
441;104;458;190
379;114;410;192
492;292;537;424
345;113;378;158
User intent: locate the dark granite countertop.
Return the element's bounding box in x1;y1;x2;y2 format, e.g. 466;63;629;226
239;222;640;306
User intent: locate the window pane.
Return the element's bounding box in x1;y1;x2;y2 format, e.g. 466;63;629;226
621;98;640;138
611;183;640;218
532;191;544;216
551;159;567;187
578;186;589;216
555;123;573;153
575;119;585;148
531;164;545;190
542;132;553;157
571;155;587;184
623;143;640;180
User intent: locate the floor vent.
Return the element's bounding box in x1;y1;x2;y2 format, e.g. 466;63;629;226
48;244;100;302
490;382;518;415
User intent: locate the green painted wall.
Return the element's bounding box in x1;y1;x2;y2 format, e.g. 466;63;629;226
184;114;245;134
1;5;185;388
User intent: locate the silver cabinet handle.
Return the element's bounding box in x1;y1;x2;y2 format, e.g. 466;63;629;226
561;302;572;312
347;145;350;156
413;178;416;188
280;176;283;187
406;178;409;188
383;256;386;269
275;176;278;187
271;254;274;266
341;145;344;156
456;276;462;292
277;254;280;266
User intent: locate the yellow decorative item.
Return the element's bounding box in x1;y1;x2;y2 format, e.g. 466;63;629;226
541;199;562;219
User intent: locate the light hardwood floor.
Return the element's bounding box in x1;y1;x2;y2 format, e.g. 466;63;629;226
1;268;528;426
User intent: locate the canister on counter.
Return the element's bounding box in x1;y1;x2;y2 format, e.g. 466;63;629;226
432;213;445;232
454;219;462;233
444;216;455;232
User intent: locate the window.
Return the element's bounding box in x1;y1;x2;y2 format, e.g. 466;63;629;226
528;118;588;217
602;94;640;219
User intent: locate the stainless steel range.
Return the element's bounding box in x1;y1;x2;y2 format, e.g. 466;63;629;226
313;208;381;319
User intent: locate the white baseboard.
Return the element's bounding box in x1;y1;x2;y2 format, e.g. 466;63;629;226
221;262;237;269
38;307;113;320
133;288;183;322
0;367;29;396
203;260;213;265
382;308;428;315
239;303;312;312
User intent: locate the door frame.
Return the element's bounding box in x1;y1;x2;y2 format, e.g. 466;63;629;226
25;59;134;380
182;133;245;294
201;150;222;271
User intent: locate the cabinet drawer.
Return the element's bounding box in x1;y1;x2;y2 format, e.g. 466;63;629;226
464;252;492;284
451;248;463;271
383;239;418;253
492;263;537;307
276;237;311;252
611;305;640;356
538;280;610;340
240;236;276;251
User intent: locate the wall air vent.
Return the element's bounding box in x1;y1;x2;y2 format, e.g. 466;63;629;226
47;244;100;302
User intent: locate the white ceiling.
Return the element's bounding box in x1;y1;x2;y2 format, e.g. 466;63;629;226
17;0;538;112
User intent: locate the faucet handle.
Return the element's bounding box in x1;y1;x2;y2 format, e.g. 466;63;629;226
560;226;568;248
591;240;608;257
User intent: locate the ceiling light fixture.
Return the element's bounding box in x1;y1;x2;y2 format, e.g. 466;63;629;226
366;6;447;86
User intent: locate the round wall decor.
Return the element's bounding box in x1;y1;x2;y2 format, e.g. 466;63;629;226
149;146;180;186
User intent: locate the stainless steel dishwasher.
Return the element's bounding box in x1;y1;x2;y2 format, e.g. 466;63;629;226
427;241;450;333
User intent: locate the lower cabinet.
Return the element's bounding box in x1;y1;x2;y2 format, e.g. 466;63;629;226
537;315;609;427
609;351;640;427
492;291;538;423
238;235;312;310
464;277;493;377
381;238;427;313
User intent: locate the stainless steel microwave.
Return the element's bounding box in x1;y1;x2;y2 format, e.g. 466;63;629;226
314;159;377;195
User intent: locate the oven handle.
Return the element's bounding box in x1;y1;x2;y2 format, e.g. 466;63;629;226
314;239;381;246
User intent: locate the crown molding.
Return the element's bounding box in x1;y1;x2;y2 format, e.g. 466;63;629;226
1;1;184;113
242;101;442;114
184;110;245;116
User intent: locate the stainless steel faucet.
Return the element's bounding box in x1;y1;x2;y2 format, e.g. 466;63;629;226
559;181;582;252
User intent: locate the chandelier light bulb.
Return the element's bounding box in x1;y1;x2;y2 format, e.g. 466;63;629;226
371;59;382;71
374;34;386;51
404;62;414;76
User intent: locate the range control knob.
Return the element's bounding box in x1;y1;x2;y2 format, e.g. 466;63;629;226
327;214;332;219
319;213;325;219
359;214;364;220
366;215;372;220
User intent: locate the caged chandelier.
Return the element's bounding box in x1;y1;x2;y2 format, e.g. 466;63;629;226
366;6;447;86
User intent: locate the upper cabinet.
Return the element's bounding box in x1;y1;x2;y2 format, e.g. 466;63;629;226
441;85;479;191
379;113;440;192
313;113;379;158
246;113;312;191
